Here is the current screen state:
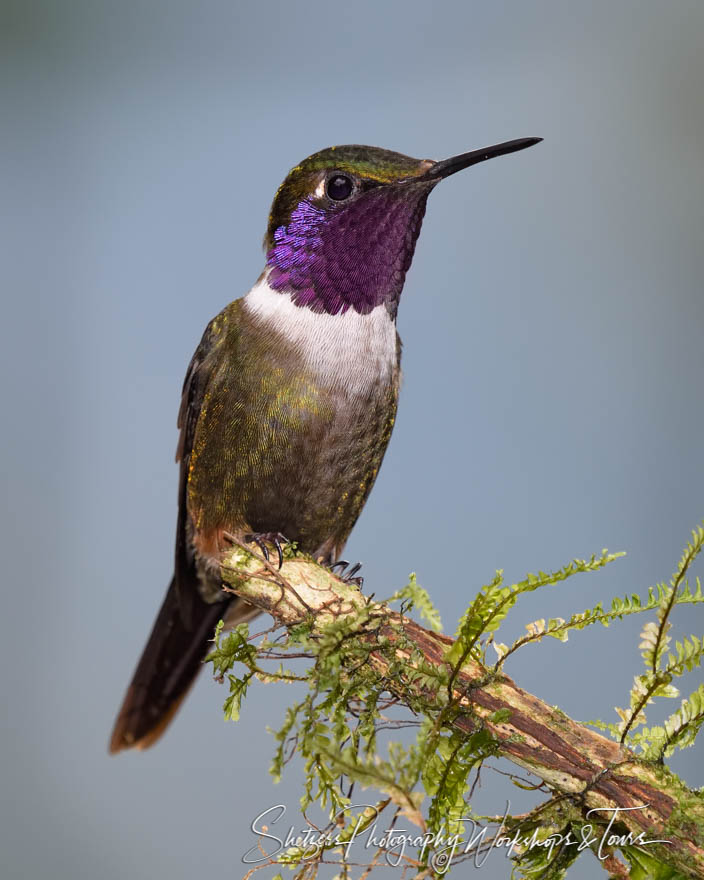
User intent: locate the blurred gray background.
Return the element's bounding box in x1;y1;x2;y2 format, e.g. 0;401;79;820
2;1;703;878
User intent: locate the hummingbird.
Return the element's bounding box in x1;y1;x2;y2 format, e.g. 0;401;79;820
109;137;542;753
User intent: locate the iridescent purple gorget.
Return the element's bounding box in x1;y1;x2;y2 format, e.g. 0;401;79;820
266;181;433;316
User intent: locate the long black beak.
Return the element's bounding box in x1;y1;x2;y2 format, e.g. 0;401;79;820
423;137;542;181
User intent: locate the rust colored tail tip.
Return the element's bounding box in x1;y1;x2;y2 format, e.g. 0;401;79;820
108;728;138;754
109;715;139;754
109;688;190;754
109;733;154;754
109;723;162;754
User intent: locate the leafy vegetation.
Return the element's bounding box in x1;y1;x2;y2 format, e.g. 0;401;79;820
208;524;704;878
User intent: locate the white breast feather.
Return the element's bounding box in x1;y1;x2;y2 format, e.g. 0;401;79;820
243;273;398;396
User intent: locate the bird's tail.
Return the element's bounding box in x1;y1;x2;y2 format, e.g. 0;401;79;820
109;578;227;753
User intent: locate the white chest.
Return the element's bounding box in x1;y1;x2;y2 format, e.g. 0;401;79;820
243;274;399;397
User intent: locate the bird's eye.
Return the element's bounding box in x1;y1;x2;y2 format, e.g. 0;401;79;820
325;173;354;201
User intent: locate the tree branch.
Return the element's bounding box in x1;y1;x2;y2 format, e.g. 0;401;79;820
220;547;704;879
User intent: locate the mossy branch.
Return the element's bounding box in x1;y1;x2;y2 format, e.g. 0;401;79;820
217;546;704;879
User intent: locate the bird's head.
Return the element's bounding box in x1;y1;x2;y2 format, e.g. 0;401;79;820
265;140;541;316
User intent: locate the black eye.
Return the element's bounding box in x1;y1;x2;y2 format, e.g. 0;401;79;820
326;173;354;201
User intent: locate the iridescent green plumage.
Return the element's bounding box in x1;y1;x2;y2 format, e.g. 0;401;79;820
184;297;399;565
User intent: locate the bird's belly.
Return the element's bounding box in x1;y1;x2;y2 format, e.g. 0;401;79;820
245;379;397;559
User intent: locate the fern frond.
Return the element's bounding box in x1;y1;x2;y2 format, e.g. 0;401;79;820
389;572;443;632
423;728;499;838
449;550;622;676
583;717;622;739
619;524;704;743
632;684;704;760
494;581;704;669
651;525;704;678
664;634;704;676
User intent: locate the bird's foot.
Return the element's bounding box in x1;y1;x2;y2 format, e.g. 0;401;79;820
329;559;364;588
241;531;289;569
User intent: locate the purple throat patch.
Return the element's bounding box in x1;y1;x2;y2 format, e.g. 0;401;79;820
266;185;430;316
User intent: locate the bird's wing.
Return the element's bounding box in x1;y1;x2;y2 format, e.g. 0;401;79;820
173;307;232;627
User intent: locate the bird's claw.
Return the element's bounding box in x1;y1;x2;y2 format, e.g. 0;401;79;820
241;532;288;569
329;559;364;588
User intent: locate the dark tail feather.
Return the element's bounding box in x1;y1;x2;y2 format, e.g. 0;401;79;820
109;578;227;753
